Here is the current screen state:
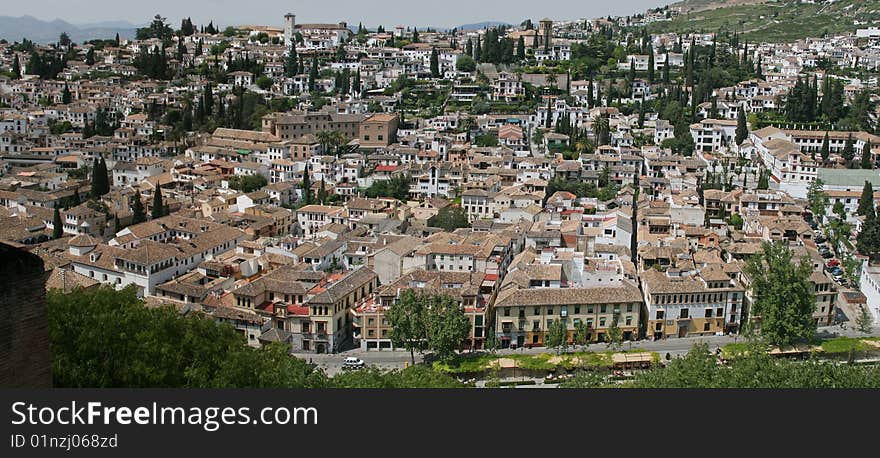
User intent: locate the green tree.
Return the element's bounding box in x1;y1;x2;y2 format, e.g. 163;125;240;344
228;175;268;193
130;194;146;225
456;55;476;72
11;54;21;79
386;289;428;366
427;206;470;231
62;84;72;104
861;141;873;170
573;320;590;346
256;75;273;90
807;179;828;221
285;46;298;78
735;105;748;146
624;342;880;388
820;132;830;164
301;163;312;205
744;242;817;347
842;134;855;165
364;175;410;201
606;312;623;349
429;47;440;78
832;201;846;221
858;181;875;218
52;207;63;239
425;294;470;361
857;211;880;262
89;157;109;198
485;326;499;354
545;318;567;354
308;58;318;92
151;187;165;219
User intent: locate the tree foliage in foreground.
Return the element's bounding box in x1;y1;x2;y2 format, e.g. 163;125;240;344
629;343;880;388
47;286;463;388
560;343;880;388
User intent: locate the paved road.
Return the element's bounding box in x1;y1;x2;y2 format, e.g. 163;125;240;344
299;324;880;376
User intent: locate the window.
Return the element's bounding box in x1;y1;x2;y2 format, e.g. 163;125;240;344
625;316;632;326
705;309;713;318
680;309;689;319
574;306;580;314
503;308;510;316
627;304;633;313
600;305;607;314
587;306;594;314
547;308;553;315
656;310;664;320
534;307;540;315
599;317;606;327
703;322;711;332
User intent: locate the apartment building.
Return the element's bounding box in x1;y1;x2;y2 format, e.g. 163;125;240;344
641;266;745;340
494;283;644;348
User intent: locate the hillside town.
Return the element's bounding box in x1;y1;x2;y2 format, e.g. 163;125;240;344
2;5;880;368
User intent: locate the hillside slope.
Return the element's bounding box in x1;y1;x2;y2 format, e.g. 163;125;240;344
647;0;880;43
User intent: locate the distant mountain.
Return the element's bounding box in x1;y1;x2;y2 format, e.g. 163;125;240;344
668;0;769;14
0;15;137;44
455;21;512;31
648;0;875;43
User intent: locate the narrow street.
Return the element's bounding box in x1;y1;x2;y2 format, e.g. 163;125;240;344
300;323;879;376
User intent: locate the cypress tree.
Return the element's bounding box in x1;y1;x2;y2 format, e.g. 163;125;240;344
820;132;830;164
95;157;109;196
52;207;63;239
638;102;645;128
517;36;525;60
151;186;165;219
285;46;298;77
62;84;72;104
466;38;473;56
131;195;146;224
858;181;875;218
843;134;855;164
647;45;655;83
735;105;748;145
662;52;670;84
90;157;102;198
11;54;21;79
474;37;482;62
544;97;552;129
587;76;594;107
861;141;873;170
430;47;440;78
301;163;312;205
309;58;318;92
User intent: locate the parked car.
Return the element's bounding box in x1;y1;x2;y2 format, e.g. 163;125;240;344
829;267;844;276
820;250;834;259
815;234;827;244
342;357;365;370
826;259;840;268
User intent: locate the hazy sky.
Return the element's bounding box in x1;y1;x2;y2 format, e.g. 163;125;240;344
0;0;669;28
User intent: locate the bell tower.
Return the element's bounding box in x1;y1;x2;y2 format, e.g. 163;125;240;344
284;13;297;49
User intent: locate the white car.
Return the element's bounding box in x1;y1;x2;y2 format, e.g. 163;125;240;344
342;357;365;370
